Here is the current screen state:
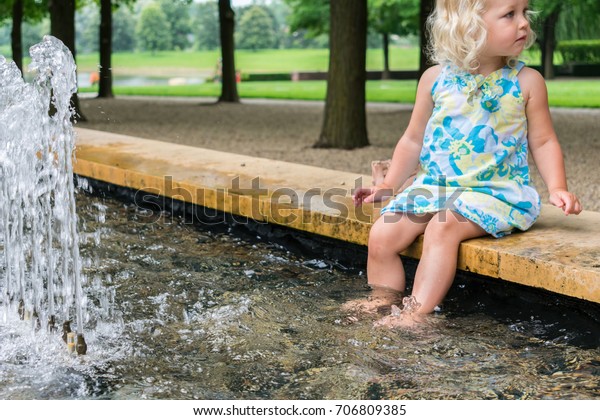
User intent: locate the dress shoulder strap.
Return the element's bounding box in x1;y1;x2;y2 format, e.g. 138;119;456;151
508;60;526;78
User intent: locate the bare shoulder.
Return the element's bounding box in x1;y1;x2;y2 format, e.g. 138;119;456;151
518;66;546;86
422;64;442;78
419;65;442;88
403;66;440;140
412;65;441;106
517;66;548;104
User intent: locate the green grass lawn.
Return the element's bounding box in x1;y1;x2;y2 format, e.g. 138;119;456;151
80;80;419;102
79;80;417;103
80;79;600;108
546;81;600;107
73;46;556;75
75;47;421;74
7;45;591;107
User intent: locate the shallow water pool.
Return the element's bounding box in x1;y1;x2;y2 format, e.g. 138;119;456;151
0;193;598;399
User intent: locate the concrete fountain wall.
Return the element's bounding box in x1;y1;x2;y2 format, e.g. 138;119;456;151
73;127;600;305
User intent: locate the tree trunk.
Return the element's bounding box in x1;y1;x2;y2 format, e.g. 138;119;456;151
315;0;368;149
382;32;390;80
49;0;87;121
11;0;24;74
540;8;561;80
218;0;239;103
98;0;114;98
418;0;434;78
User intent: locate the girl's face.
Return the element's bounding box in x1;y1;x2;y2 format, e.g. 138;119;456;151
481;0;531;63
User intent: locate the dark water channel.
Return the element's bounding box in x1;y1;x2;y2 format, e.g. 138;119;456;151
1;192;598;399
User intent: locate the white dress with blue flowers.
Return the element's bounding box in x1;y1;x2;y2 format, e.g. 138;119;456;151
381;61;540;237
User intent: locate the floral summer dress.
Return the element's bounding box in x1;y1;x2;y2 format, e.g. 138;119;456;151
381;61;540;237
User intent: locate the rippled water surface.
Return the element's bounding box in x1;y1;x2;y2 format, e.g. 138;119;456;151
1;193;599;399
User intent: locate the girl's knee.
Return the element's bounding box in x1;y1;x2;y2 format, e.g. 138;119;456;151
368;223;396;258
423;211;465;242
367;215;411;257
423;211;485;244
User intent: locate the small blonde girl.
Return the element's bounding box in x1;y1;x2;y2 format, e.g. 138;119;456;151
351;0;582;326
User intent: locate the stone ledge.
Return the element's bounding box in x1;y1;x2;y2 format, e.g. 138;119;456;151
73;127;600;305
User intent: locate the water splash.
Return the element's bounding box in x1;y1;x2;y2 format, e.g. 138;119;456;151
390;296;421;317
0;36;85;334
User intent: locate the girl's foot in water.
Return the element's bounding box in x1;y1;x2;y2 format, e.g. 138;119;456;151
373;296;426;328
342;287;402;315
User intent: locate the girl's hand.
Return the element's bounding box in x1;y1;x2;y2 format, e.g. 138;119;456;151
549;190;583;215
352;184;395;207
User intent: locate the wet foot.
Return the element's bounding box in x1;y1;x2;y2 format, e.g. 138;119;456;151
373;296;425;329
374;307;425;329
342;287;402;315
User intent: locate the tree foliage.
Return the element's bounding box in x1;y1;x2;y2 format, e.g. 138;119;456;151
237;5;277;50
2;0;599;70
284;0;419;39
194;0;219;50
368;0;419;37
157;0;192;50
0;0;48;65
530;0;600;41
554;0;600;40
112;4;135;52
135;2;171;52
284;0;329;38
0;0;47;23
76;4;98;53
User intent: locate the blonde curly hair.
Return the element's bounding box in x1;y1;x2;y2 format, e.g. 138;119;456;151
426;0;536;71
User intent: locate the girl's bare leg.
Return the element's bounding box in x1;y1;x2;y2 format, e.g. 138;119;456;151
412;211;486;313
375;211;487;328
367;212;432;291
344;212;432;313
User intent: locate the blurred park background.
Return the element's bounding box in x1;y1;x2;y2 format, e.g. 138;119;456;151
1;0;599;107
2;0;600;208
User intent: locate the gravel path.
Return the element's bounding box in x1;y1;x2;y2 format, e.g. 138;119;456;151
79;96;600;212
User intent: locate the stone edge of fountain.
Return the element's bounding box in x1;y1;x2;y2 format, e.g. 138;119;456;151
72;127;600;306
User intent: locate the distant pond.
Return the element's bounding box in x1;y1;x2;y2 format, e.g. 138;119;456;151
21;71;207;88
77;72;207;88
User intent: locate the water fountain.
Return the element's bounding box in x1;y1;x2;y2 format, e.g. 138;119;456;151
0;37;598;400
0;36;87;353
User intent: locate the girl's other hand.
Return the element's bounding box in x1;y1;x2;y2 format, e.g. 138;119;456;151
549;190;583;215
352;185;394;207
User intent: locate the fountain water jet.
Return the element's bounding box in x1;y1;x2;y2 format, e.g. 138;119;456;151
0;36;86;353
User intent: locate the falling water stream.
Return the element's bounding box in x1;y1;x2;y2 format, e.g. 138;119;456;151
0;38;598;400
0;36;85;340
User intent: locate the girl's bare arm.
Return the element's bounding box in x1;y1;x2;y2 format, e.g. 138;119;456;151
521;67;582;215
356;66;439;205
